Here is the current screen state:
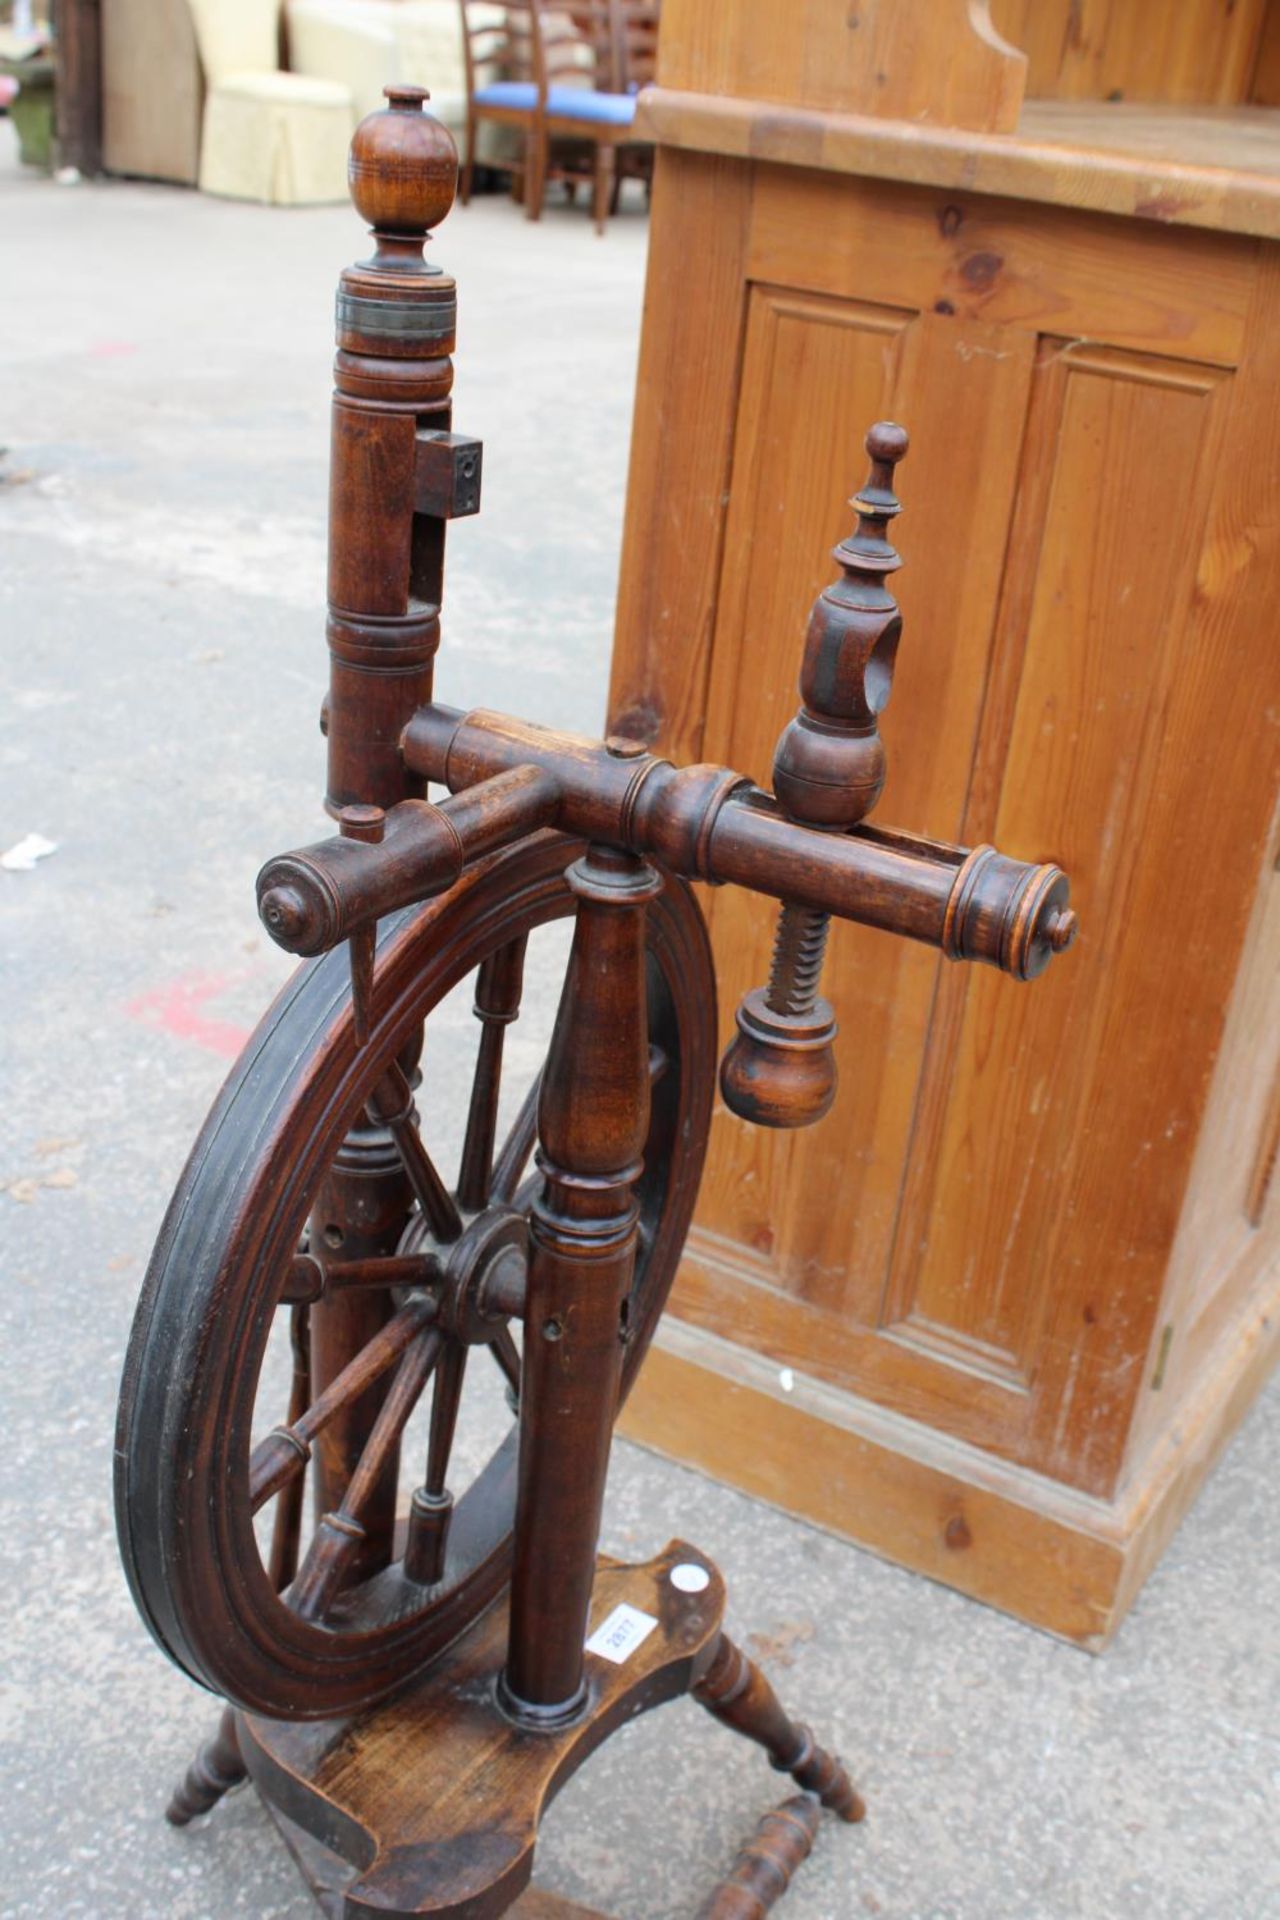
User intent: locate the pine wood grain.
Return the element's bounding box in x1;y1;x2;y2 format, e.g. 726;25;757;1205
610;0;1280;1624
635;89;1280;242
656;0;1027;133
991;0;1270;106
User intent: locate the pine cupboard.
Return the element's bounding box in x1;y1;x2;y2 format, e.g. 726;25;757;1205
609;0;1280;1644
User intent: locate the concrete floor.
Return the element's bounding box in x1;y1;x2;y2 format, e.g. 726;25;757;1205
1;123;1278;1920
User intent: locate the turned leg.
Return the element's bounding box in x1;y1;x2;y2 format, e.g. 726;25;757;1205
165;1705;246;1826
693;1633;864;1822
592;144;614;235
524;126;546;222
460;111;476;205
697;1795;822;1919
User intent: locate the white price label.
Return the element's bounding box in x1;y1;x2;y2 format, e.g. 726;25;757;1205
584;1602;658;1666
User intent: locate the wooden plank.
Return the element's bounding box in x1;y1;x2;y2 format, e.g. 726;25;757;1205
991;0;1270;106
636;88;1280;243
607;149;751;759
656;0;1026;133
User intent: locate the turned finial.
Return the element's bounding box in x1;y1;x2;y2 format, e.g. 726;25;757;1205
772;421;909;829
347;84;458;258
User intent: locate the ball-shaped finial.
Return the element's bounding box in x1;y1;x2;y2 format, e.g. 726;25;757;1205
348;85;458;238
865;420;909;466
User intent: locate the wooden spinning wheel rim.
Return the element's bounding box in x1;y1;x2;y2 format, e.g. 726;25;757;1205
114;831;715;1721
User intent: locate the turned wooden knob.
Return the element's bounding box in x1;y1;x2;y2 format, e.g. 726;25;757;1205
348;83;458;239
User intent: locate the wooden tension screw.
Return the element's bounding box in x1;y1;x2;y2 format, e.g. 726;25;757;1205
720;423;908;1129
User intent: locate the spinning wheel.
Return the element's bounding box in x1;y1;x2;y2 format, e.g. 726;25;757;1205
116;832;715;1720
112;84;1077;1919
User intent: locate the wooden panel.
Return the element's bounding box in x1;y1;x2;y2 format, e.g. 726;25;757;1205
608;149;751;759
623;1323;1126;1647
1126;801;1280;1462
885;343;1228;1422
657;0;1027;133
1022;249;1280;1492
992;0;1268;105
694;291;1037;1350
621;1256;1280;1646
746;166;1254;369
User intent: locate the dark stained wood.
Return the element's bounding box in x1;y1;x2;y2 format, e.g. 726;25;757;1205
259;1801;615;1920
306;1118;420;1586
266;1305;311;1593
165;1707;245;1828
721;422;908;1131
503;845;662;1718
240;1545;725;1918
697;1795;822;1920
694;1636;864;1822
458;935;530;1211
403;1336;469;1586
117;80;1076;1920
117;834;716;1721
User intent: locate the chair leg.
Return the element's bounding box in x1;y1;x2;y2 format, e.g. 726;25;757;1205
692;1633;864;1822
460;111;476;206
592;144;615;235
524;126;546;221
609;158;623;217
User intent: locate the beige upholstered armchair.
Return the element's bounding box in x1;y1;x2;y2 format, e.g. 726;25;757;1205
187;0;355;203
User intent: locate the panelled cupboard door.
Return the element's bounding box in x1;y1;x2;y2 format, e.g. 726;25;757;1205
669;170;1273;1499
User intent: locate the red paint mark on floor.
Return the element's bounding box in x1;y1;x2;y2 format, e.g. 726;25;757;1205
126;970;254;1060
89;340;139;359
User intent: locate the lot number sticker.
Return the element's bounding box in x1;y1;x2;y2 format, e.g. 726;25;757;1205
584;1602;658;1665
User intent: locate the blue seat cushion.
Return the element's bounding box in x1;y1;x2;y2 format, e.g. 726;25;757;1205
474;81;638;127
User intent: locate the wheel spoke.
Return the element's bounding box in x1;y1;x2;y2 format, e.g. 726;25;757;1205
291;1325;442;1620
491;1070;541;1205
266;1304;310;1592
487;1323;522;1403
368;1061;463;1242
457;936;529;1212
404;1338;469;1585
249;1294;435;1512
281;1251;441;1304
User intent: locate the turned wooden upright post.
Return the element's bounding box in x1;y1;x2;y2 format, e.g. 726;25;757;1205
500;845;663;1722
308;87;476;1565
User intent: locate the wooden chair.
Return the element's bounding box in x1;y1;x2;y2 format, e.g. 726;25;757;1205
603;0;659;213
458;0;653;232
